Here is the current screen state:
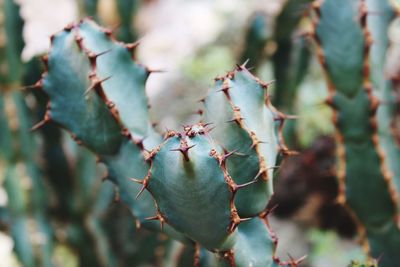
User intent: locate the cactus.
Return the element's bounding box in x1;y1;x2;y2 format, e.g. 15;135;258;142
310;0;400;265
28;18;310;266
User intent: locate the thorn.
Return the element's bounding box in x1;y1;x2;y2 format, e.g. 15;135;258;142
171;144;196;162
219;149;238;165
258;79;275;89
267;166;280;170
281;148;299;156
226;116;245;124
31;113;51;131
217;86;231;96
253;168;267;180
130;177;148;199
293;254;307;265
146;67;166;74
250;140;268;149
200;122;212;127
145;213;165;230
87;49;112;65
125;40;141;53
259;203;279;218
22;80;43;90
241;59;250;69
233;178;258;191
85;76;112;95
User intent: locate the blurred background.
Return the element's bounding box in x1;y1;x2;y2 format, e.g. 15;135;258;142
0;0;371;266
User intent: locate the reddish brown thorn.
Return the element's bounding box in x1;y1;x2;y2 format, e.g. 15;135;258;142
146;67;166;74
145;213;165;230
170;144;196;161
22;80;43;91
233;178;259;191
87;49;112;66
85;76;112;95
219;149;238;166
259;203;279;218
253;168;267;181
287;253;307;266
130;177;148;199
250;140;268;149
125;41;140;53
258;79;275;89
217;86;231;96
226;116;245;124
281;148;299;156
31;113;51;131
281;114;300;120
101;24;120;36
197;97;206;103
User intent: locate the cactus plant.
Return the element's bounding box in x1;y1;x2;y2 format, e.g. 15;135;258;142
310;0;400;265
28;18;309;266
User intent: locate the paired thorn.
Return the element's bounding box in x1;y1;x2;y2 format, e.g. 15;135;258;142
258;79;275;89
130;176;149;199
145;212;165;230
170;141;196;162
229;211;252;232
287;253;307;266
218;149;238;166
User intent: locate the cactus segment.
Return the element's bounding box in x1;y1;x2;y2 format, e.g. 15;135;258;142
314;0;366;98
312;0;400;263
145;126;235;250
203;67;283;217
78;19;162;149
38;25;189;242
42;29;123;154
116;0;138;42
368;0;400;211
239;12;270;68
2;0;24;84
